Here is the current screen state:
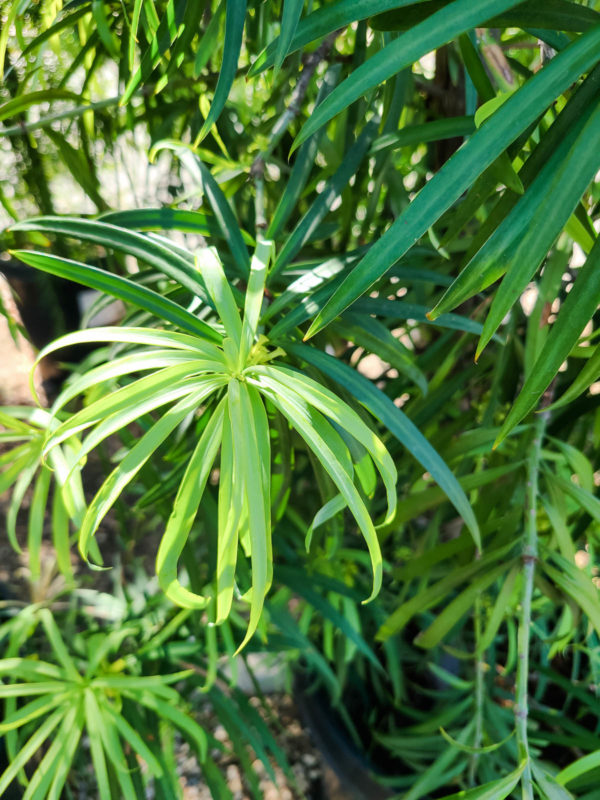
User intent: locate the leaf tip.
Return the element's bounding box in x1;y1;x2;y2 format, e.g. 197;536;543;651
303;323;318;341
289;134;303;156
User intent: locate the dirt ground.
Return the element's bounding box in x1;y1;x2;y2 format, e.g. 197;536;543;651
0;276;46;406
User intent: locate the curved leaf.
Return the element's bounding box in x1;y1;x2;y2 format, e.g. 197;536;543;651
285;344;480;547
9;249;220;341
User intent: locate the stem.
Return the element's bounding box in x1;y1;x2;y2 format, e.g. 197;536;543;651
250;31;339;237
515;409;548;796
251;31;339;170
254;172;267;237
469;594;485;785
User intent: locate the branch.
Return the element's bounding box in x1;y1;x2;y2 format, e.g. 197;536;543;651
515;386;554;797
251;31;339;234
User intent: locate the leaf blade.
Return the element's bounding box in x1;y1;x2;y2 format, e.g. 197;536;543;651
304;25;600;337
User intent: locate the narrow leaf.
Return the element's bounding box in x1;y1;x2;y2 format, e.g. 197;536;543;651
304;26;600;337
196;0;246;142
495;236;600;445
9;249;220;341
285;344;480;546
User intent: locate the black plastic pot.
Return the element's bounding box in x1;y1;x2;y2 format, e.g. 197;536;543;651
294;677;393;800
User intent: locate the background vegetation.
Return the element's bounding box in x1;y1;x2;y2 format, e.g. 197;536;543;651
2;1;600;798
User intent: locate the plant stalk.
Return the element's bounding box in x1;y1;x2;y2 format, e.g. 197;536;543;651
515;407;550;796
250;31;338;235
469;593;485;785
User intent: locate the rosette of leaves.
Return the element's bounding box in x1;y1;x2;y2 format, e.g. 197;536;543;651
0;405;86;579
10;238;397;648
0;607;208;800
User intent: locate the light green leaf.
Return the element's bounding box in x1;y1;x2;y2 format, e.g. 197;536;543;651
79;383;224;562
83;690;111;800
435;761;526;800
0;708;65;797
93;697;138;800
22;701;83;800
557;750;600;786
254;377;382;601
285;344;479;546
120;689;208;762
0;692;68;734
474;91;516;128
229;380;272;650
0;658;64;681
532;762;575;800
216;401;242;623
38;609;81;682
51;349;206;415
239;240;271;366
156;399;226;607
248;363;397;523
45;700;85;800
27;467;51;580
44;362;221;453
196;247;242;346
100;697;163;778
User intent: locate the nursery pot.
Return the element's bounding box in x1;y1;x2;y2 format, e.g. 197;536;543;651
293;674;393;800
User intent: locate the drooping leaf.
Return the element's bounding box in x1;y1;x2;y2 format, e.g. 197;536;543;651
285;344;480;547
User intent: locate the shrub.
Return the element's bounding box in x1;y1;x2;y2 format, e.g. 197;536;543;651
2;1;600;798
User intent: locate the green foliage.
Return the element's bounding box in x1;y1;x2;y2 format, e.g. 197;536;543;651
2;0;600;797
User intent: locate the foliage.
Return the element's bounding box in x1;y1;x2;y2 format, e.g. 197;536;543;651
0;602;300;799
2;0;600;798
